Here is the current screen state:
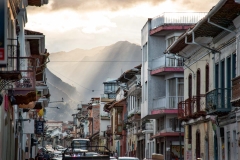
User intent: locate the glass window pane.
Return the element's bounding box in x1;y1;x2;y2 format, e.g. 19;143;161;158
169;78;176;96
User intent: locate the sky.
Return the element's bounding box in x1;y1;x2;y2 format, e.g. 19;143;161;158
25;0;219;53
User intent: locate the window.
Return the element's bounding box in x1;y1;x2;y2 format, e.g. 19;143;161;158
115;108;123;134
205;65;209;93
196;69;201;112
169;79;176;97
143;43;148;62
178;78;184;101
167;36;178;47
188;74;192;98
221;60;225;89
215;63;219;89
232;53;236;78
188;125;192;144
145;82;148;101
159;117;164;130
196;130;201;158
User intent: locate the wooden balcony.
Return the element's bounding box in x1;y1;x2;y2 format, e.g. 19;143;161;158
106;125;112;135
128;114;141;122
192;94;206;118
232;75;240;106
178;98;194;121
206;88;231;115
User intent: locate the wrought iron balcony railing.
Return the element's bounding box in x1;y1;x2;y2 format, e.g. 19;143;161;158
178;98;194;121
206;88;232;115
178;95;207;120
192;94;206;118
10;57;36;91
231;75;240;106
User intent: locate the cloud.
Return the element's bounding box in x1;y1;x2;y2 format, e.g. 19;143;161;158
25;0;220;53
49;0;164;12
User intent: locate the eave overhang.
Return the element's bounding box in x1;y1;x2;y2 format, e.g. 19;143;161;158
167;0;240;55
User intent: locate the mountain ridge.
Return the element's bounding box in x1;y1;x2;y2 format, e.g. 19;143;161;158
46;41;141;120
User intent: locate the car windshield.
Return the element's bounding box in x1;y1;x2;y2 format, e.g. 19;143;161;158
119;158;139;160
72;140;89;150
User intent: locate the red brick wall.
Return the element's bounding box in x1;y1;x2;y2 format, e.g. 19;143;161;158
89;105;100;135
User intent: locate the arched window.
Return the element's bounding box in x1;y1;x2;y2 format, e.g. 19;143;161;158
188;74;193;115
196;69;201;112
196;130;201;158
206;65;209;93
188;74;192;98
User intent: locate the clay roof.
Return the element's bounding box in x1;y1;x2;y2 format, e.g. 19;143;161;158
25;29;43;35
28;0;48;7
118;67;140;83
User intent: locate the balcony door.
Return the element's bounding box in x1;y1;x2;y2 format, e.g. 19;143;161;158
196;69;201;112
196;130;201;159
188;74;192;115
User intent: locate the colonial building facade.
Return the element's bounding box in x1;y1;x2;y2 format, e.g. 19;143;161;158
168;0;240;159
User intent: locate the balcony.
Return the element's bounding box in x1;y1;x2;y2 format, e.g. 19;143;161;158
101;112;110;120
128;114;141;122
153;96;184;109
231;76;240;106
128;107;141;116
206;88;232;115
106;125;112;135
150;12;207;35
151;55;184;75
142;123;153;130
191;94;206;118
178;98;194;121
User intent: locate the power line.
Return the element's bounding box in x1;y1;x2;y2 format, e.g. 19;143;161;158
50;60;142;62
49;68;103;92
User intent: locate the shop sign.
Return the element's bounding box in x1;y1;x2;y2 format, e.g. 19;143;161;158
35;120;44;134
0;0;6;65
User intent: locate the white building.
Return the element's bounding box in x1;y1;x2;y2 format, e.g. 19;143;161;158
141;12;206;159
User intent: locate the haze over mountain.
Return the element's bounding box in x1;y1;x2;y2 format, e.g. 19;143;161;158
46;41;141;121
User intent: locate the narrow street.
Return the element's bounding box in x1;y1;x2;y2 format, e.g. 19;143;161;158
1;0;240;160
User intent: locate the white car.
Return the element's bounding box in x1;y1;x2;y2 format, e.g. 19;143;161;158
118;157;139;160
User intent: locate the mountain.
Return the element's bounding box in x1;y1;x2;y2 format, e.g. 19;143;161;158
46;41;141;120
45;68;79;121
